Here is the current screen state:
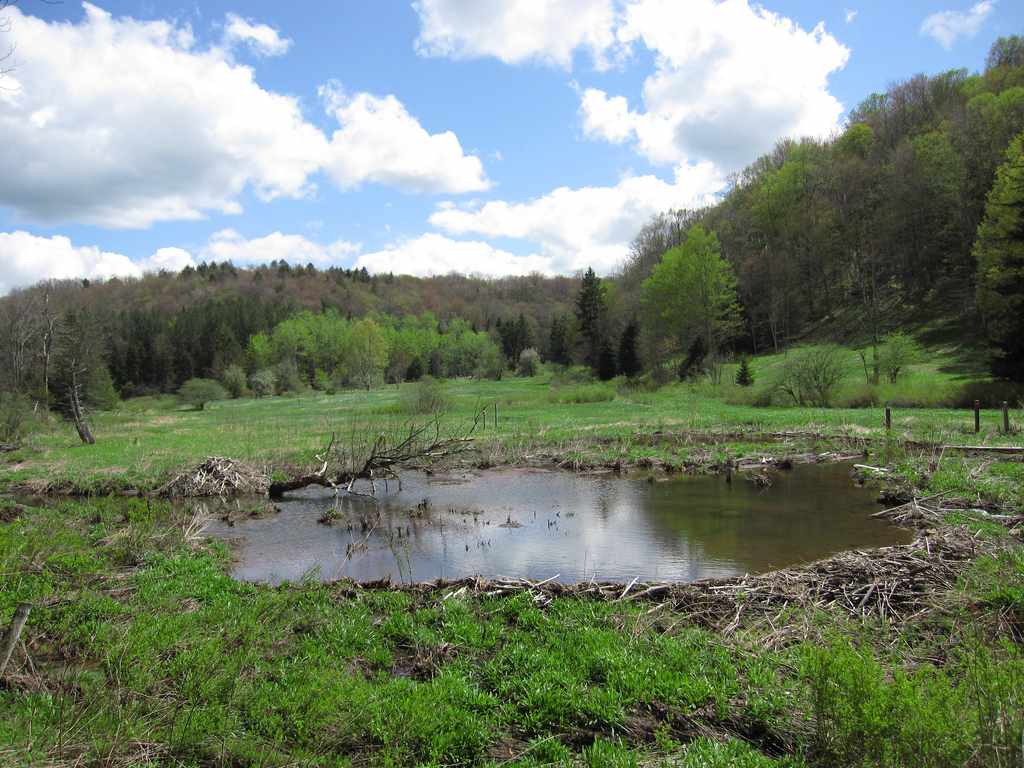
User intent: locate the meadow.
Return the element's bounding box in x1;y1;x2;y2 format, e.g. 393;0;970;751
2;351;1023;766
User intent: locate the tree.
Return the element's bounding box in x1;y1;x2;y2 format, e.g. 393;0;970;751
986;35;1024;72
617;320;641;377
405;357;424;382
52;309;106;445
178;378;228;411
575;267;607;370
641;226;742;371
878;332;920;383
597;342;617;381
547;314;572;366
347;318;390;390
974;130;1024;381
736;357;754;387
221;364;247;398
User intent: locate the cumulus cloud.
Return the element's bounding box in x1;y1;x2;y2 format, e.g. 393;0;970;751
428;163;725;273
0;4;488;229
200;229;360;267
579;0;850;170
355;233;550;277
223;13;292;56
413;0;623;69
0;231;196;294
920;1;995;50
0;3;328;228
320;83;490;194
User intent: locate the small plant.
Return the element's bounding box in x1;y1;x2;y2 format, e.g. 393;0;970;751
777;345;846;406
735;357;754;387
517;348;541;377
220;364;247;398
402;376;450;415
177;378;228;411
249;369;277;398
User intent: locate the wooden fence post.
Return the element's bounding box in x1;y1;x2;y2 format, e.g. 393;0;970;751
885;406;892;431
494;402;498;428
1004;401;1011;434
974;400;981;434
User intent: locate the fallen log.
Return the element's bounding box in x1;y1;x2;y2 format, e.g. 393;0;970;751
941;445;1024;454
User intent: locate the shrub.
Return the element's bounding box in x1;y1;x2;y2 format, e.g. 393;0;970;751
879;331;921;383
221;364;247;398
274;359;303;394
84;365;120;412
249;369;277;399
517;348;541;377
597;343;618;381
735;357;754;387
405;357;424;382
548;383;615;404
473;344;504;381
0;392;35;444
678;337;707;380
177;378;228;411
777;346;846;406
312;368;332;392
402;376;450;416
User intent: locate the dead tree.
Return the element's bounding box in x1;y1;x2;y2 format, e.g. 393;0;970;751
269;413;482;499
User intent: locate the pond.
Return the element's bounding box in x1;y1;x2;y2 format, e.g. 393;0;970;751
204;462;914;585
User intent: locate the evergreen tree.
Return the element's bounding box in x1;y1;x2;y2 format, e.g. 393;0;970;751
597;342;617;381
547;314;572;366
575;267;607;370
975;130;1024;381
618;320;641;377
735;357;754;387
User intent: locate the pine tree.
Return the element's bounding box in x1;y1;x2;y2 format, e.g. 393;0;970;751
547;314;571;366
735;357;754;387
575;267;607;371
618;320;641;377
597;342;617;381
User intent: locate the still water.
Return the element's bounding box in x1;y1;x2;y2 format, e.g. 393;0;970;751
204;463;913;585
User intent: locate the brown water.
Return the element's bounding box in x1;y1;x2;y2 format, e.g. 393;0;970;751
203;463;913;585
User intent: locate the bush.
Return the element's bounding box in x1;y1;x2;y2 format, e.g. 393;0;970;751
178;378;228;411
221;364;247;398
274;359;303;394
597;344;618;381
405;357;424;382
777;346;846;406
402;376;450;415
249;369;277;399
84;365;120;412
0;392;35;444
878;332;921;383
548;383;615;404
517;348;540;377
473;344;504;381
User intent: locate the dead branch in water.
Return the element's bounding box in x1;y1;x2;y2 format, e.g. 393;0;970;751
269;414;480;499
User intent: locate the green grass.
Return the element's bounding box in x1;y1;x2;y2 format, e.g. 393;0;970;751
2;359;1022;494
2;497;1022;766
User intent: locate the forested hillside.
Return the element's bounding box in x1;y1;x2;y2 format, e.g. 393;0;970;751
2;35;1023;413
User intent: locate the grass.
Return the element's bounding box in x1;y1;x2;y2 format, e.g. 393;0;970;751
2;349;1023;765
1;495;1021;766
2;358;1022;494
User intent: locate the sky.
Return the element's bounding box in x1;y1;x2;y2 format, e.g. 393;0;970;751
1;0;1022;294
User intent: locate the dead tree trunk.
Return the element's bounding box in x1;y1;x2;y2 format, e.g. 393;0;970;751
69;369;95;445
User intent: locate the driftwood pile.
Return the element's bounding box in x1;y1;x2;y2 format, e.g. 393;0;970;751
157;457;269;498
327;497;1016;645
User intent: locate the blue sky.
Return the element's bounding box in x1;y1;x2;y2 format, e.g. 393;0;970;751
1;0;1021;293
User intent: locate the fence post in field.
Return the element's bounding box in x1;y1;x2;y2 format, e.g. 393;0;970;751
494;402;498;428
885;406;892;432
1004;401;1011;434
974;400;981;434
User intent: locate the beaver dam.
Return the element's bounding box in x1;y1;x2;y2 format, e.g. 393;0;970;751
204;462;913;585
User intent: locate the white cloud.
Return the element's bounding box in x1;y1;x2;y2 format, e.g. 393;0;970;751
580;0;850;170
845;8;858;24
920;1;995;50
428;163;725;273
0;231;196;294
413;0;623;69
223;12;292;56
356;233;550;277
0;5;488;229
200;229;360;267
0;3;328;228
320;83;490;194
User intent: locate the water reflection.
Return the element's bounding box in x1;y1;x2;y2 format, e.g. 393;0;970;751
204;463;913;585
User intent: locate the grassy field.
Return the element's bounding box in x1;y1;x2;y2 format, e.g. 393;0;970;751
1;359;1022;496
2;355;1024;766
